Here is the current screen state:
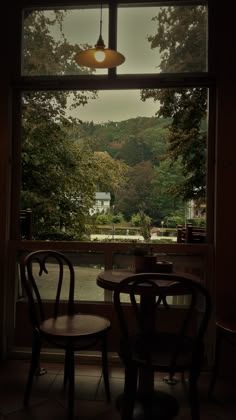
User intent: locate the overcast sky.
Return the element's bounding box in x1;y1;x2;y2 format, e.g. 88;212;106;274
69;90;159;123
59;6;161;123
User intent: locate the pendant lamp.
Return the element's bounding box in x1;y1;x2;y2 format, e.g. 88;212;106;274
74;4;125;69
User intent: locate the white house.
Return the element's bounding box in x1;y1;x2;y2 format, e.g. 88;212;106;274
90;192;111;215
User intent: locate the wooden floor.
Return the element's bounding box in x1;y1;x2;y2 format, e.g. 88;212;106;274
0;359;235;420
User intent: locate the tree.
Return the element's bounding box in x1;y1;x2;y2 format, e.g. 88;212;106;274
23;10;93;76
148;158;186;223
21;10;99;238
93;151;129;196
141;5;207;201
116;161;155;220
21;106;98;238
138;209;152;241
117;134;154;166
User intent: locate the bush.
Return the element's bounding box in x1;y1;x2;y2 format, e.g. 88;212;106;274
96;213;112;225
131;214;141;227
166;215;185;228
112;213;124;224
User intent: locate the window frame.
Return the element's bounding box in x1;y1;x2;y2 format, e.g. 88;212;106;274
11;0;215;245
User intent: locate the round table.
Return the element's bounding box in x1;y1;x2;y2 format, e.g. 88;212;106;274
96;269;196;420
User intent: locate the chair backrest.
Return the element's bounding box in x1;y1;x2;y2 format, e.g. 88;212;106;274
186;225;206;243
113;272;211;368
20;250;75;329
20;209;32;240
177;225;186;243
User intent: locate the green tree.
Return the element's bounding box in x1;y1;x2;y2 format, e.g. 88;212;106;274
21;104;98;238
118;134;153;166
141;5;207;201
93;151;129;195
116;161;155;220
23;10;93;76
148;158;187;223
130;211;151;241
21;10;100;238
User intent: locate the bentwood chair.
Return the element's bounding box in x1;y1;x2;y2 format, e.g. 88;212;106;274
113;273;211;420
20;250;111;419
208;319;236;397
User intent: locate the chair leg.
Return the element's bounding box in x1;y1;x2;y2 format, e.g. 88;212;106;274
121;365;138;420
188;368;200;420
67;344;75;420
101;335;111;403
64;345;70;388
24;332;41;406
208;326;222;398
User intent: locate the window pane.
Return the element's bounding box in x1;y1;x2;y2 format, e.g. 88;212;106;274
20;88;208;245
22;6;109;76
117;4;207;74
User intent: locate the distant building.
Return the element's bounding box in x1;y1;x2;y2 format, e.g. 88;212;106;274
90;192;111;215
187;200;206;219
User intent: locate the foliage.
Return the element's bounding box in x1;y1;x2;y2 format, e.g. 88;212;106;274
139;209;152;241
95;214;112;225
165;215;185;228
112;213;124;224
81;117;170;166
141;5;207;201
23;10;92;77
148;158;186;223
116;161;155;220
93;151;129;195
21;106;98;238
131;214;141;227
81;117;187;223
148;6;207;73
130;210;151;241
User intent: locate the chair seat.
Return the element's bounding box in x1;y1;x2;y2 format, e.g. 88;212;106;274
216;319;236;333
40;314;111;338
120;333;196;369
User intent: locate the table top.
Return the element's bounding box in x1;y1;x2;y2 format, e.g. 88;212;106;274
96;269;199;292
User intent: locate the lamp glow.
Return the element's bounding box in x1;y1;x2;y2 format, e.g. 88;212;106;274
74;4;125;69
94;49;106;63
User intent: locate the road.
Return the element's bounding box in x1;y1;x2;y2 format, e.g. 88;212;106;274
90;234;177;241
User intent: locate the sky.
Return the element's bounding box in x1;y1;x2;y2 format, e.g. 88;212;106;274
55;6;161;123
69;90;159;123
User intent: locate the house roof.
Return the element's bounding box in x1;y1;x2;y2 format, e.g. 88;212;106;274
95;192;111;200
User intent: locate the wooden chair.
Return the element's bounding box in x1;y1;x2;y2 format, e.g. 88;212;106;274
208;319;236;397
186;225;206;243
20;250;111;419
177;224;206;244
113;273;212;420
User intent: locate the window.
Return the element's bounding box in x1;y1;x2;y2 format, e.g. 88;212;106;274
13;1;212;303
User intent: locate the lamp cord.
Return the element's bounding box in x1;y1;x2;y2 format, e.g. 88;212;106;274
99;3;103;37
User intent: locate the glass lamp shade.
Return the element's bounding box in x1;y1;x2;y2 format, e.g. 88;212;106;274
75;47;125;69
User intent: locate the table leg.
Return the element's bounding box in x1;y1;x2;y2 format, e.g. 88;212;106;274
138;367;154;394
